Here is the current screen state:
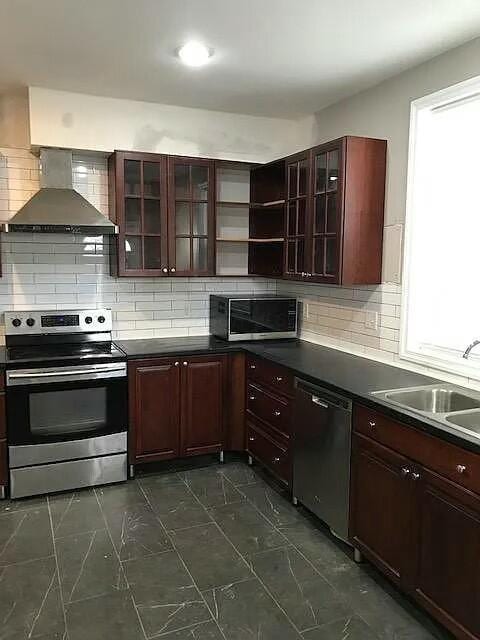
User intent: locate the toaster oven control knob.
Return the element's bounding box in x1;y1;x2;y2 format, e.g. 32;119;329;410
85;316;93;324
98;315;106;323
26;318;35;327
12;318;21;327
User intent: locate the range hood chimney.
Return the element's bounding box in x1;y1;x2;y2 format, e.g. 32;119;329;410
4;149;118;234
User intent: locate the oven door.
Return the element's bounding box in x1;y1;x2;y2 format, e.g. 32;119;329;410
6;362;127;455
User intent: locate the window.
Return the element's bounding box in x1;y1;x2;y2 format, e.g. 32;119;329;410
401;76;480;379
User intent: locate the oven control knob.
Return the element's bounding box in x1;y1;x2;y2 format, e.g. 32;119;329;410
12;318;21;327
85;316;93;324
26;318;35;327
98;315;106;323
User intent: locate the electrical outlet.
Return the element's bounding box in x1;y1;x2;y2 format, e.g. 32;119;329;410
365;310;378;331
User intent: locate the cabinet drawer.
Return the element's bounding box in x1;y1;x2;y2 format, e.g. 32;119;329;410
247;421;290;484
246;357;293;398
354;404;480;495
247;383;291;437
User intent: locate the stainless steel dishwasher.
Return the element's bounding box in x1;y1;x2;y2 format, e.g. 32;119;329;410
293;379;352;542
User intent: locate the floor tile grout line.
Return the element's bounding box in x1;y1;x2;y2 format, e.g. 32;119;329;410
237;471;385;638
137;480;229;640
46;495;69;640
181;469;305;638
92;487;150;640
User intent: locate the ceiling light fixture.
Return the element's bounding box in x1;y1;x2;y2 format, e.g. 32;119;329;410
177;41;212;67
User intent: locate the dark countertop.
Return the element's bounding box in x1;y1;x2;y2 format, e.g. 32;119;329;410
115;336;480;453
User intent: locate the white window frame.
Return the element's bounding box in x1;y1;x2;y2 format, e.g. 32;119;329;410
400;74;480;381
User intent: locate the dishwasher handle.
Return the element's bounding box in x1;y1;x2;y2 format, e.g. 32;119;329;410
296;379;352;412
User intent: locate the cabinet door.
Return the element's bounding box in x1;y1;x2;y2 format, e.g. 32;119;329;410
110;152;169;276
168;157;215;276
129;360;181;462
350;434;418;588
309;140;344;284
284;152;311;280
181;356;226;456
414;469;480;639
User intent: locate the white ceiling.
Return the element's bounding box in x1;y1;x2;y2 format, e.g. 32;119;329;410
1;0;480;118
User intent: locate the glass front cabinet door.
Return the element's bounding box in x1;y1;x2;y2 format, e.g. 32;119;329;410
310;140;343;283
168;157;215;276
284;152;311;280
109;152;169;276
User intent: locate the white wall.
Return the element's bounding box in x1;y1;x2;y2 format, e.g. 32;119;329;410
29;87;307;163
287;36;480;389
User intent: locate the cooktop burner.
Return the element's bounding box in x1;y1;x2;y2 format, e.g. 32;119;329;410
6;342;125;365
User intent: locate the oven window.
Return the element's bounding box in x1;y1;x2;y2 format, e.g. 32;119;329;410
29;387;107;436
230;299;296;334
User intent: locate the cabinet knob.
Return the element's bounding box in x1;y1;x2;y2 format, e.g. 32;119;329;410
411;472;421;481
249;436;255;442
183;361;188;366
249;364;256;370
162;267;168;273
401;467;411;477
275;376;283;382
174;361;180;367
274;410;281;417
170;268;176;273
249;395;256;401
368;420;376;429
456;464;467;474
273;456;281;463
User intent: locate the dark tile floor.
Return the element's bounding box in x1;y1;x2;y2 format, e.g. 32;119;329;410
0;460;453;639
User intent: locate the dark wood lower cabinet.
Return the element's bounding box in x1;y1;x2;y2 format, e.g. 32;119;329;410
351;406;480;640
415;470;480;640
129;355;226;464
129;359;181;463
350;434;417;588
181;355;226;456
0;441;7;487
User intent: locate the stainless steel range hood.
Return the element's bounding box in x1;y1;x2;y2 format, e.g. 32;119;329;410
4;149;118;234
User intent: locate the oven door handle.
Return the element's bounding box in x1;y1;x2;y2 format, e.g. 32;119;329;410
6;363;127;386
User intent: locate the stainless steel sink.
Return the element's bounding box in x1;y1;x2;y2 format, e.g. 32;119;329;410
445;411;480;435
372;383;480;439
383;388;480;413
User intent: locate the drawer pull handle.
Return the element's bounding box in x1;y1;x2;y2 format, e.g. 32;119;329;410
368;420;376;429
249;395;256;401
275;376;283;382
312;397;329;409
273;456;281;463
249;364;256;370
401;467;411;477
249;436;255;442
456;464;467;474
274;410;281;417
411;472;421;481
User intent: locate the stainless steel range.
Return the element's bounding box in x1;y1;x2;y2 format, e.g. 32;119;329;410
4;308;128;499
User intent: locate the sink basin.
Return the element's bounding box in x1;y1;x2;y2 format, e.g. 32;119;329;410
384;388;480;413
445;411;480;434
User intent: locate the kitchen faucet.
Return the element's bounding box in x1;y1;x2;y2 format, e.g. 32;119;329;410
462;339;480;359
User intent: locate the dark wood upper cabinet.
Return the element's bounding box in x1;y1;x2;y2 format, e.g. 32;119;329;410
181;355;226;456
167;156;215;276
109;151;169;277
284;151;310;280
